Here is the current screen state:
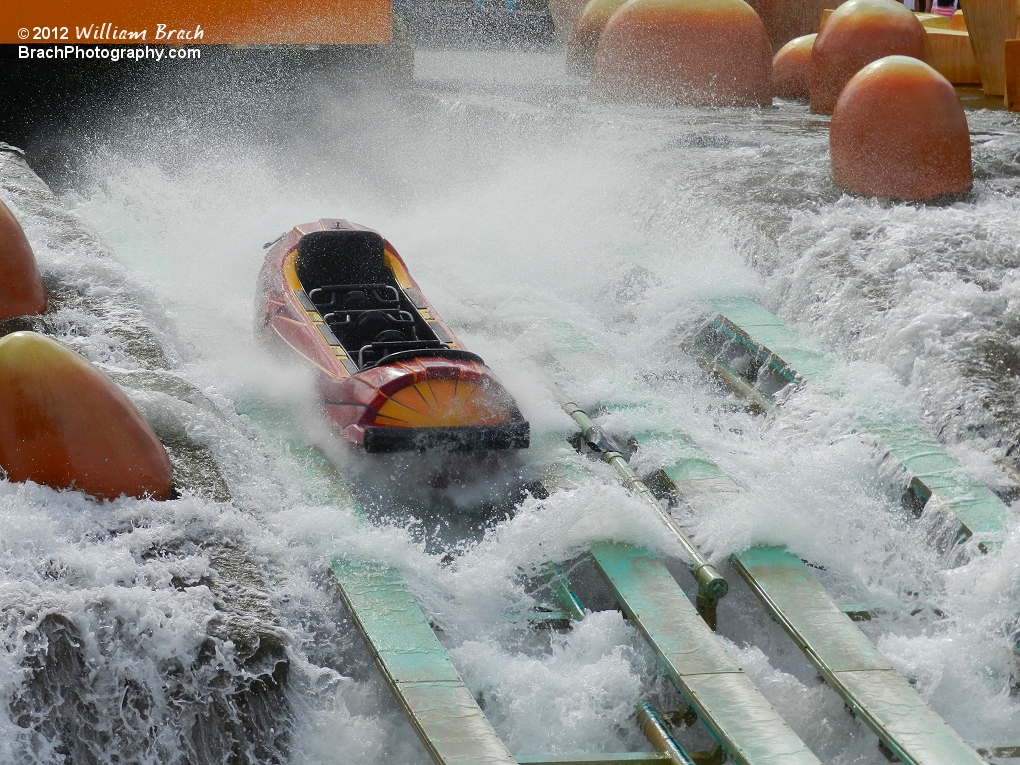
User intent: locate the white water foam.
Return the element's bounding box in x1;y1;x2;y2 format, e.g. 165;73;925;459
0;48;1016;763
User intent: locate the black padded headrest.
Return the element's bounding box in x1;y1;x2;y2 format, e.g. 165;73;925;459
294;230;391;290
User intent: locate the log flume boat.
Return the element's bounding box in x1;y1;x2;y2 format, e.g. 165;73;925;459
256;218;529;453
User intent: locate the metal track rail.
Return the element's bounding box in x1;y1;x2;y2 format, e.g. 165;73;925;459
732;548;986;765
528;336;994;765
686;297;1010;552
590;543;822;765
331;558;517;765
317;294;1013;765
532;368;823;765
536;369;727;625
629;416;992;765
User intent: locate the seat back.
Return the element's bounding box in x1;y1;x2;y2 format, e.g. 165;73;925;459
294;230;392;291
294;229;447;368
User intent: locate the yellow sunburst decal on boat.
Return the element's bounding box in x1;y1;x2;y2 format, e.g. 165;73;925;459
373;379;509;428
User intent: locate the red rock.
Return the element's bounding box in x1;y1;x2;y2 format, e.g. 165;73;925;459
830;55;972;200
568;0;630;75
810;0;933;114
592;0;773;106
773;33;816;97
0;199;47;321
0;332;173;501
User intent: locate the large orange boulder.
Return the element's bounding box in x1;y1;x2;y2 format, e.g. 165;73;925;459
0;332;173;501
773;33;816;97
568;0;630;75
810;0;933;114
0;199;47;321
830;56;972;200
591;0;773;106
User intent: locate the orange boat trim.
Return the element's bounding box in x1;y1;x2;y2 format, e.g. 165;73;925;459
375;379;512;428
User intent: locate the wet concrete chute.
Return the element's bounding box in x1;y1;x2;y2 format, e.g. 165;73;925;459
0;5;1019;765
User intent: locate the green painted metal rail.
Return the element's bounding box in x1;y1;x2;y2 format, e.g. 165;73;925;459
590;542;823;765
332;558;517;765
534;370;825;765
732;548;987;765
515;756;669;764
538;372;728;608
532;327;730;625
635;701;697;765
552;378;992;765
687;297;1010;551
536;386;823;765
245;402;516;765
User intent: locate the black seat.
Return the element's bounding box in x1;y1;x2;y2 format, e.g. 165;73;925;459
295;230;393;291
295;228;448;370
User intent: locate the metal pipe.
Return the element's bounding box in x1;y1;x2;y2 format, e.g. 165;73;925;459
543;562;586;621
542;377;728;604
636;700;697;765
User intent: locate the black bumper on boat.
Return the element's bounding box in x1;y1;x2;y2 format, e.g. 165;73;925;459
363;421;530;453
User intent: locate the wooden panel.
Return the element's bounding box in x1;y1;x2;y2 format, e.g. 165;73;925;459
928;28;982;82
965;0;1020;95
2;0;391;44
917;12;953;28
744;0;838;53
1007;38;1020;109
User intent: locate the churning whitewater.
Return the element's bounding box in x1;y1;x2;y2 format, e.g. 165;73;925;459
1;49;1018;764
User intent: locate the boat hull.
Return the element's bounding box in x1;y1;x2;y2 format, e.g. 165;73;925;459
256;218;529;453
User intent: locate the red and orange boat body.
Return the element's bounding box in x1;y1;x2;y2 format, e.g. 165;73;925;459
256;218;529;452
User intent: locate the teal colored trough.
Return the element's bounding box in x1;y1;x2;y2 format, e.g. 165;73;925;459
687;297;1010;552
539;317;994;765
733;548;986;765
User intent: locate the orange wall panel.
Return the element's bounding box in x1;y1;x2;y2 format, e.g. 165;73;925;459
1006;38;1020;109
2;0;391;45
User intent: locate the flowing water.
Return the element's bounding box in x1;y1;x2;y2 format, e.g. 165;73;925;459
1;47;1019;764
